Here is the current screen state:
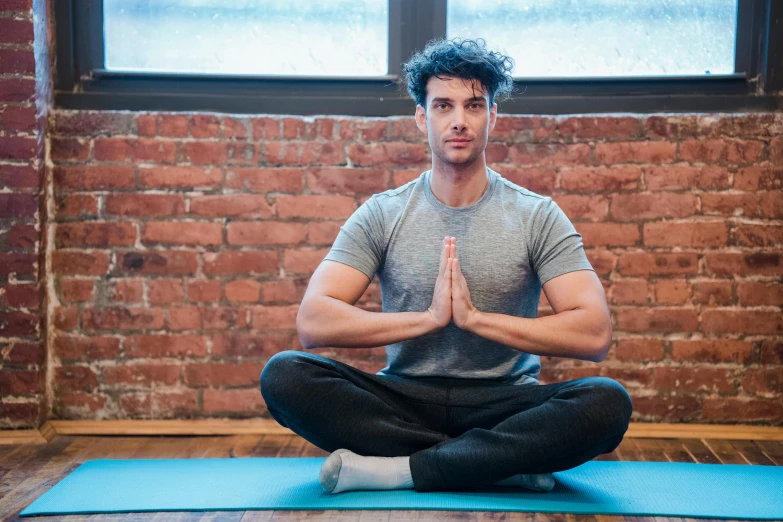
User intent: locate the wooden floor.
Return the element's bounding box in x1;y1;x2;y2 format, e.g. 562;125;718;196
1;435;781;522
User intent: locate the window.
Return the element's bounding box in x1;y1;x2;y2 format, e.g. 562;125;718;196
54;0;782;115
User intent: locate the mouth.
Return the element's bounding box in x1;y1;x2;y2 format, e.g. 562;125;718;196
446;139;472;145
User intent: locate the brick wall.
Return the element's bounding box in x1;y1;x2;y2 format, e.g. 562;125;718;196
40;110;782;425
0;0;50;429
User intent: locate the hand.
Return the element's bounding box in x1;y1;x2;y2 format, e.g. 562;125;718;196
451;240;478;330
426;236;453;329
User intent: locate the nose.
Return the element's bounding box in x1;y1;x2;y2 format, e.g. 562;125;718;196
451;106;468;132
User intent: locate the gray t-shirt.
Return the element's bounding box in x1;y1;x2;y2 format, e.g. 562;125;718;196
322;167;594;386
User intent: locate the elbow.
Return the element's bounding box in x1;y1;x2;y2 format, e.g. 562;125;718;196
589;323;613;363
295;308;316;350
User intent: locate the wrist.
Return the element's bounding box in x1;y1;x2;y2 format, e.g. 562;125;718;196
464;309;482;333
423;309;442;334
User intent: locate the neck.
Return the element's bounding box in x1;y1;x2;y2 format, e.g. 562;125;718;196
429;155;490;208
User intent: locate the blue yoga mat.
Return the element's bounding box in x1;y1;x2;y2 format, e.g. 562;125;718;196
20;458;783;519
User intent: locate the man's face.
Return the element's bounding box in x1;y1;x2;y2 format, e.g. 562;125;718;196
415;75;497;168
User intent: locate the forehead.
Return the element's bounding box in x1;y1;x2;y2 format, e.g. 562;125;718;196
425;75;489;103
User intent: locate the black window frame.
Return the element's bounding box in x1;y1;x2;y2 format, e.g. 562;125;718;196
54;0;783;116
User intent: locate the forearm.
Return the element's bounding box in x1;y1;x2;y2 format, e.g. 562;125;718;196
297;296;438;349
466;308;611;362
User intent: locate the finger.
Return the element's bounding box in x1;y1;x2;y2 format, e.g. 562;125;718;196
439;237;448;276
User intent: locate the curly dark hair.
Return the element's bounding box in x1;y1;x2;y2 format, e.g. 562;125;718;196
401;37;515;109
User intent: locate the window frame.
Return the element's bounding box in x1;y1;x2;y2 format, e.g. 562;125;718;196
54;0;783;115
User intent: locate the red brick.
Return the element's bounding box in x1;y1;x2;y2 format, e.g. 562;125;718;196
557;116;642;141
56;391;105;414
52;250;109;275
225;279;261;303
265;141;344;166
58;278;94;303
702;310;782;335
211;332;291;357
0;78;34;102
390;118;426;140
741;368;782;394
202;251;278;275
737;281;783;306
55;222;137;247
0;17;33;44
283;248;330;274
142;221;223;246
0;402;40;426
182;141;228;165
510;143;591;166
732;223;783;248
184;362;265;387
137;166;221;189
54;335;120;361
94;137;177;163
157;114;189;137
54;112;134;136
0;49;34;75
124;334;206;358
7;223;37;249
0;283;38;308
251;117;280;139
223;167;303;193
609;279;647;305
599;367;651;387
105;194;185;217
55;194;98;218
652;279;690;304
772;136;783;165
392;168;428;188
189;114;221;138
560;166;641;192
223;116;250;140
54;165;134;190
50;137;90;161
760;339;782;364
703;192;783;219
615;307;699;333
109;279;144;303
610;339;663;362
0;164;38;188
576;223;639;247
148;279;185;304
733;166;782;191
680;139;764;164
168;306;238;331
630;394;700;422
261;279;299;304
307;221;342;245
0;193;36;218
692;280;733;305
251;304;298;330
645;165;730;191
55;365;98;392
346;142;428;167
226;221;307;246
306;168;390;194
339;119;388;141
643;222;727;248
552;195;608;220
1;105;36;132
187;279;221;302
595;141;676;164
0;310;38;336
702;398;783;422
0;370;38;395
610;193;697;220
82;307;164;331
276;195;355;219
704;253;782;277
190;194;274;218
153;390;198;413
652;367;734;393
2;341;43;365
54;306;78;330
203;388;266;413
617;253;699;276
103;363;181;386
0;136;35;160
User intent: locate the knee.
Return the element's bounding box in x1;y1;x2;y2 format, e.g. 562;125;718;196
259;350;308;407
584;376;633;434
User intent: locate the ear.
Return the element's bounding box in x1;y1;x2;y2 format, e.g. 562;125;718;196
488;103;498;133
415;105;428;134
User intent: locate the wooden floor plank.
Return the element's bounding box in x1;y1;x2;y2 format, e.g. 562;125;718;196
700;440;745;464
656;440;694;463
754;440;783;465
630;440;668;462
679;440;720;464
727;440;774;465
613;439;642;462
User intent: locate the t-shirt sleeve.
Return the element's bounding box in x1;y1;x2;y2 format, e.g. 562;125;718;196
529;197;594;285
322;196;385;280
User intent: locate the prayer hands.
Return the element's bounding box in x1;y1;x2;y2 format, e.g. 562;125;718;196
426;236;478;331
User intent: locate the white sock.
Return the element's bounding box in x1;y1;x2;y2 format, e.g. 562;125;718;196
319;449;414;494
493;473;555;491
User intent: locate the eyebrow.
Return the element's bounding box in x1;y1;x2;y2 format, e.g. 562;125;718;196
430;97;487;105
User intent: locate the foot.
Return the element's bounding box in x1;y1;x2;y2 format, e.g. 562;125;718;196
318;449;414;494
494;472;555;491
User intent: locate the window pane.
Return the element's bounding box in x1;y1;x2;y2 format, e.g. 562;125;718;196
447;0;737;77
103;0;388;76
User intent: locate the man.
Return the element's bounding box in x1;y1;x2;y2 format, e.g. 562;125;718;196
260;38;632;494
